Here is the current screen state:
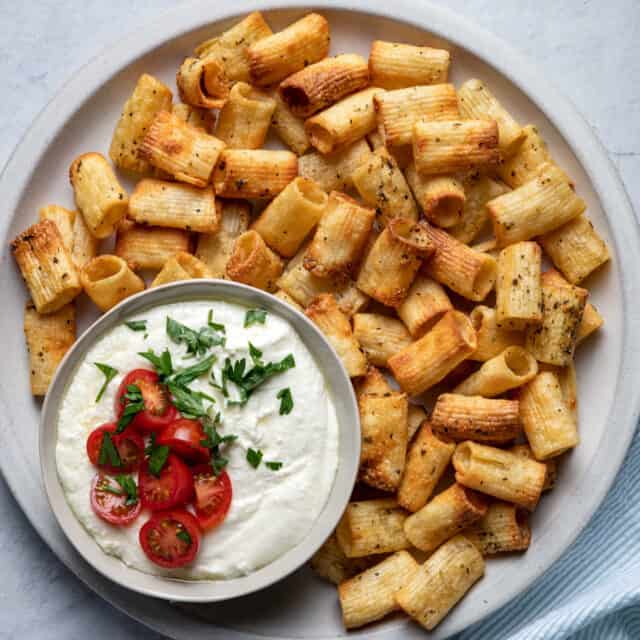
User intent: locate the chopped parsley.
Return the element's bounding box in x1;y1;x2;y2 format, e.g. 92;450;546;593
116;384;144;433
244;308;267;327
145;433;170;477
176;529;192;545
277;388;294;415
167;381;210;418
98;431;121;467
124;320;147;332
138;348;173;381
246;448;263;468
265;461;283;471
94;362;118;403
207;309;226;333
166;316;225;357
248;342;263;365
171;354;216;387
101;474;139;506
200;411;237;476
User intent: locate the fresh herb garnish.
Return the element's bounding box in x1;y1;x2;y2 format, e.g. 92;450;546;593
200;411;237;476
176;529;192;545
167;316;225;356
125;320;147;332
247;448;263;468
98;431;121;467
207;309;226;333
101;474;139;506
116;384;144;433
170;354;216;387
248;342;263;366
167;381;209;418
94;362;118;403
145;433;170;477
277;388;294;415
244;308;267;328
266;461;283;471
138;348;174;382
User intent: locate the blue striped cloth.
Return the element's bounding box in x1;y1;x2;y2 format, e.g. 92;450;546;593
454;426;640;640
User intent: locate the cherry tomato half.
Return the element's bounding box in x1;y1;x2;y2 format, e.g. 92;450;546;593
157;419;210;463
139;454;193;511
86;423;144;474
90;473;141;526
139;509;201;569
192;466;232;531
115;369;178;433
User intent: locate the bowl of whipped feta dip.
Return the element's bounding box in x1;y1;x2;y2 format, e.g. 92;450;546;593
40;279;360;601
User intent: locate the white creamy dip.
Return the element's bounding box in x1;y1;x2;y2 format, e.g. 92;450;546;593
55;299;339;579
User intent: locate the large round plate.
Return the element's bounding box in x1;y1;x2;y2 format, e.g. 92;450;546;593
1;1;638;638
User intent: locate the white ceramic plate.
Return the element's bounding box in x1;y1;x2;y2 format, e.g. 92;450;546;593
1;1;638;638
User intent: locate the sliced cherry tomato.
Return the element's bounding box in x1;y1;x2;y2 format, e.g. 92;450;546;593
115;369;178;433
192;466;232;531
86;423;144;473
157;419;210;463
90;473;141;526
139;454;193;511
139;509;201;568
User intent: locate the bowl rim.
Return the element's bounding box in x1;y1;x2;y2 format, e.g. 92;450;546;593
39;279;361;602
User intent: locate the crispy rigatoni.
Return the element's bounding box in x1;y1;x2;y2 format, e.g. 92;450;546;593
306;294;367;377
498;124;553;188
352;313;412;367
496;241;542;330
274;289;304;311
339;551;418;629
108;73;173;173
11;220;82;314
464;501;531;555
405;163;465;228
251;177;327;257
298;138;371;192
176;56;230;110
422;225;497;302
280;54;369;117
358;391;408;491
248;13;330;86
115;220;190;271
397;275;453;337
129;179;218;233
171;102;216;132
214;149;297;199
369;41;450;89
215;82;276;149
24;303;76;396
452;441;546;510
336;499;410;558
39;205;75;253
458;79;525;157
352;148;418;226
540;215;610;284
71;210;98;269
519;371;579;460
431;394;521;444
469;305;524;361
356;364;392;396
511;443;558;491
454;346;538;397
413;119;500;176
525;274;587;366
398;422;455;512
388;310;477;396
489;162;586;246
225;230;283;292
408;404;427;441
304;192;375;279
404;483;487;553
270;91;310;155
195;200;250;278
374;84;459;148
395;535;484;630
139;110;225;186
305;87;380;155
151;251;212;287
80;255;145;311
356;218;434;307
194;11;273;83
69;152;129;239
310;534;374;585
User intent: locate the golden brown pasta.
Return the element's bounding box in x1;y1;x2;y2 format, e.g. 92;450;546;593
171;102;216;132
270;91;310;155
151;252;212;287
352;313;412;367
407;404;428;441
176;56;230;110
464;501;531;555
397;275;453;337
273;289;304;311
469;305;524;361
80;255;145;311
355;364;392;396
497;124;553;188
225;230;284;292
39;205;75;253
71;209;99;269
510;443;558;491
24;303;76;396
310;534;374;585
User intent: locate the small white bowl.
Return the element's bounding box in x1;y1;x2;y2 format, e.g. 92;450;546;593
40;279;360;602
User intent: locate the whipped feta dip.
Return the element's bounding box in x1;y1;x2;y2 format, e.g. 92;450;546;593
55;298;339;579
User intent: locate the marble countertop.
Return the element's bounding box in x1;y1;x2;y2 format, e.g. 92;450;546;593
1;1;638;638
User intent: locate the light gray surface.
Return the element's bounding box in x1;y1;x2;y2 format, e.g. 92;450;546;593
0;1;638;639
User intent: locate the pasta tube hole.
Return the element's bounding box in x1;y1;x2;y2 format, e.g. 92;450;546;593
280;86;309;110
296;177;327;206
83;256;125;284
503;347;536;378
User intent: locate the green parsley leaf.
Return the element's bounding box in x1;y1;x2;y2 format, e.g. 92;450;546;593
176;529;192;545
248;342;263;366
241;354;296;394
116;383;144;433
115;474;138;506
244;308;267;327
170;354;216;387
98;431;121;467
146;433;170;477
94;362;118;403
277;388;294;415
138;348;174;381
246;448;263;468
200;411;237;476
167;381;208;418
207;309;226;333
211;456;229;475
167;316;225;357
265;461;283;471
124;320;147;332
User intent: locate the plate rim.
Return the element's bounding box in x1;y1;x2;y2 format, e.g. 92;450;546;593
1;0;639;638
